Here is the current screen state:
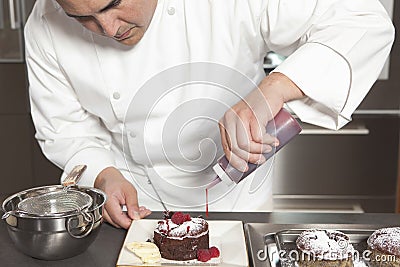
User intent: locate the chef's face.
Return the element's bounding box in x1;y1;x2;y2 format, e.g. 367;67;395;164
56;0;157;46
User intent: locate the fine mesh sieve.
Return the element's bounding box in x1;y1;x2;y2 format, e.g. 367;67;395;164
3;165;92;217
17;190;93;216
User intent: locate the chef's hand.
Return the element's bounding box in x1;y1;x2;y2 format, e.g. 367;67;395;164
94;167;151;229
219;72;304;171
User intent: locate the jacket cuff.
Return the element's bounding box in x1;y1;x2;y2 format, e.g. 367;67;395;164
62;147;116;187
272;42;351;129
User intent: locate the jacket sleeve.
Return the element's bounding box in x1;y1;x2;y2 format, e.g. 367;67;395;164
24;11;115;186
261;0;395;129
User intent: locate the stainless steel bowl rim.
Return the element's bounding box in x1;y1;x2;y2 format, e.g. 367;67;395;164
4;207;93;219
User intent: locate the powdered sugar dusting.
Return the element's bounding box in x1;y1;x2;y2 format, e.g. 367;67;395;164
367;227;400;256
296;229;354;260
155;217;208;240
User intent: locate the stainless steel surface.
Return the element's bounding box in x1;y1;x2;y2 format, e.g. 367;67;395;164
8;0;20;30
273;196;365;213
245;223;398;267
299;121;369;135
1;186;106;260
354;110;400;115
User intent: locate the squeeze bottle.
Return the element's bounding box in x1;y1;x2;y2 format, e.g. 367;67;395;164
208;108;302;189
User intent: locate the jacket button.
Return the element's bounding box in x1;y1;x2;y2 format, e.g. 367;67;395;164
113;92;121;100
167;7;175;15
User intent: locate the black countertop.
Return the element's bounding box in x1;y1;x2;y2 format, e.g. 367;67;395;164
1;211;400;267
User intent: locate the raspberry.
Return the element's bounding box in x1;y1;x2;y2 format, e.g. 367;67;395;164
183;213;191;222
171;212;185;224
197;249;212;262
171;212;191;224
209;246;220;258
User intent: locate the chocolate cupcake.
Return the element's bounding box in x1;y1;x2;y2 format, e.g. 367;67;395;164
296;229;354;267
367;227;400;267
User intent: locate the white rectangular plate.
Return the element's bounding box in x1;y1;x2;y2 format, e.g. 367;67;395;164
116;219;249;267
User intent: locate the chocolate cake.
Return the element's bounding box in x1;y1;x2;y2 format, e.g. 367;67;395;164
367;227;400;267
296;229;354;267
153;212;209;261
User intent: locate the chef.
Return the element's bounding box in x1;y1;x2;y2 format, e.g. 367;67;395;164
25;0;394;229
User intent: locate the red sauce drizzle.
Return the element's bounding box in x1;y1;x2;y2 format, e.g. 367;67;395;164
205;188;209;218
166;219;170;234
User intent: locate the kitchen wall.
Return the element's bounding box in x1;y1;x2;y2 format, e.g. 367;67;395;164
0;0;62;200
0;63;62;197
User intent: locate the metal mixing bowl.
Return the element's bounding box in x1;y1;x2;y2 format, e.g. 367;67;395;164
1;185;106;260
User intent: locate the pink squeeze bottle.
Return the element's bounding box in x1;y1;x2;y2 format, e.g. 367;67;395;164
208;108;302;189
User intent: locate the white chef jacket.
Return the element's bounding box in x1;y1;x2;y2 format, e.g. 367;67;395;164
25;0;394;211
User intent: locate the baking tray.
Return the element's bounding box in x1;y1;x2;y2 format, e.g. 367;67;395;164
244;223;397;267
